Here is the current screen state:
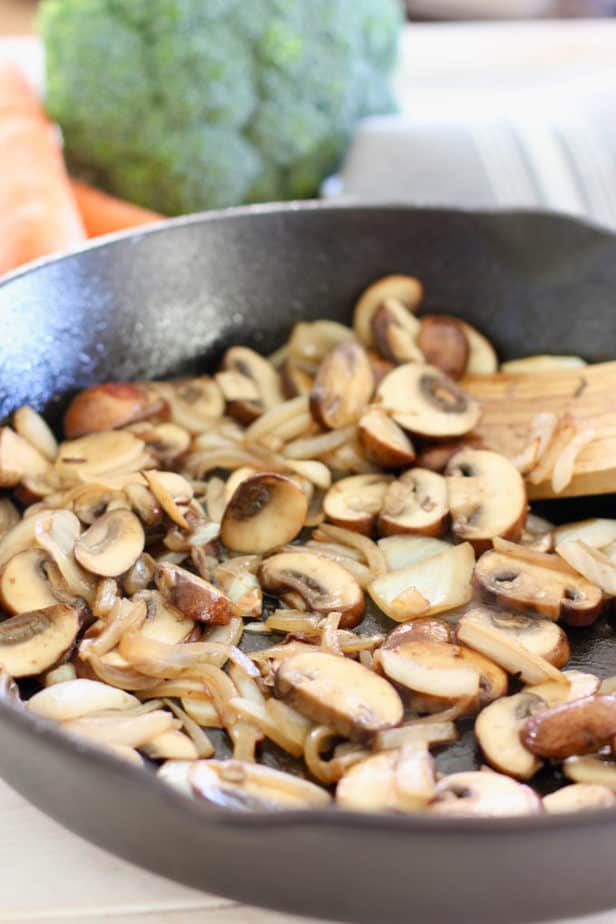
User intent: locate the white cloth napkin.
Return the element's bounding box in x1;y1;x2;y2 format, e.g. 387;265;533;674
328;21;616;229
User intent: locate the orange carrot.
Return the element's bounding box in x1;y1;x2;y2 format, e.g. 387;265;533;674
0;63;85;275
70;179;163;238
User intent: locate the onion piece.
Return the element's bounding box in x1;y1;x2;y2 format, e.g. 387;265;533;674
313;522;387;576
551;427;596;494
556;539;616;595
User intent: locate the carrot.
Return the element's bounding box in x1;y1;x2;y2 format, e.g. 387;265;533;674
0;63;85;275
70;179;163;238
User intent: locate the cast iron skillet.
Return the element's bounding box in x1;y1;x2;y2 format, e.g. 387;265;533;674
1;204;616;924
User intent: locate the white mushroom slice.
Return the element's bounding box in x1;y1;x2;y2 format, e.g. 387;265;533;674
162;376;224;432
223;346;283;412
378;469;449;538
0;427;49;487
0;604;80;677
127;422;191;465
376;363;481;438
563;755;616;792
474;546;604;627
190;759;330;810
141;729;199;761
142;470;193;529
155;562;235;625
259;552;364;629
358;408;416;469
287;319;354;369
323;473;392;536
134;590;196;644
475;692;545;780
337;745;436;812
556;539;616;597
500;355;586;374
353;275;423;347
377;641;481;699
377;535;452;572
368;542;474;622
275;651;403;743
13;406;58;462
221;472;308;553
543;783;616;813
0;548;58;614
524;670;600;707
554;518;616;550
430;770;542;816
457;608;567;685
459;322;498;375
157;760;195;796
28;679;138;721
457;607;569;669
416;315;470;380
74;509;145;577
446;448;527;551
55;431;147;483
370;299;424;365
63;382;162;438
310;341;374;430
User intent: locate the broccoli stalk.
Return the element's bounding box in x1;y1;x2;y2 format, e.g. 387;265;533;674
40;0;402;214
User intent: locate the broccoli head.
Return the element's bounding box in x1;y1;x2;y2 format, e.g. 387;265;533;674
40;0;403;213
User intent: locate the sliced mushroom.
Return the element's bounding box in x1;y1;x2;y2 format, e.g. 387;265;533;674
368;542;474;622
353;275;423;347
223;346;283;413
134;590;196;644
376;363;481;438
446;448;527;551
287;319;354;370
259;551;364;629
378;468;449;538
416;315;469;380
155;562;234;625
521;694;616;759
63;382;162;439
281;358;314;398
415;440;474;475
0;427;49;487
221;472;308;552
475;692;545;780
0;509;81;569
0;604;80;677
142;470;193;529
126;422;191;466
377;535;452;572
323;473;392;536
55;431;148;483
213;559;262;620
310;341;374;430
524;670;600;707
377;640;481;700
458;606;569;668
370;299;424;365
337;745;435;812
430;770;541;816
563;755;616;792
190;759;331;810
74;509;145;577
474;548;603;626
0;548;59;614
214;370;262;424
13;406;58;462
460;321;498;375
543;783;616;813
161;376;224;432
27;678;138;720
382;618;455;649
358;408;416;469
275;650;403;743
366;350;395;387
457;608;569;683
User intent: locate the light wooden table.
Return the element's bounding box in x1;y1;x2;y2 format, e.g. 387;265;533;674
1;3;616;922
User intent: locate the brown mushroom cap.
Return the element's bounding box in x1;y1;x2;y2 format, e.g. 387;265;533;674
376;363;481;438
430;770;542;816
474;548;604;626
521;694;616;759
370;299;424;365
417;315;470;380
155;562;235;625
446;448;527;551
475;692;545;780
310;341;374;430
0;548;58;614
456;606;570;669
63;382;161;439
323;473;393;536
378;468;449;538
275;650;403;743
74;509;145;577
0;604;80;677
221;472;308;553
259;551;365;629
353;275;423;347
358;408;416;469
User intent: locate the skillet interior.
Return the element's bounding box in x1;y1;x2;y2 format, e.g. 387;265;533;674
1;204;616;924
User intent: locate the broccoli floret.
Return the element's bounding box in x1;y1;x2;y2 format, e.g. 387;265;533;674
40;0;403;214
